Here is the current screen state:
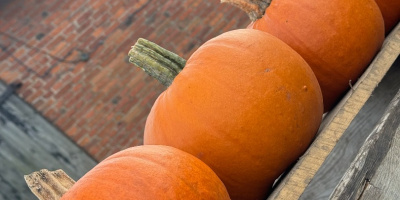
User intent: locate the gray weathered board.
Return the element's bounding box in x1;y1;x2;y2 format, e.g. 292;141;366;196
330;83;400;200
0;81;97;200
268;23;400;199
300;56;400;199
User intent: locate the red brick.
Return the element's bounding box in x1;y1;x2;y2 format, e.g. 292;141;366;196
0;0;249;161
65;33;77;43
99;51;118;67
94;13;111;27
88;144;101;156
77;135;91;147
51;81;63;92
102;88;120;104
130;138;142;147
59;117;75;131
96;146;111;160
66;126;78;137
26;90;43;103
52;12;70;26
44;108;61;122
92;27;104;38
76;11;93;26
45;35;65;51
33;98;45;109
77;27;95;43
0;70;20;83
54;83;72;99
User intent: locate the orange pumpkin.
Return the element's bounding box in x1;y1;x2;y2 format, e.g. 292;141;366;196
374;0;400;34
61;145;230;200
144;29;323;200
225;0;384;111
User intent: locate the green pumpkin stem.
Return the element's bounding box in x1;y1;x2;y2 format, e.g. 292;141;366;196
128;38;187;87
221;0;271;21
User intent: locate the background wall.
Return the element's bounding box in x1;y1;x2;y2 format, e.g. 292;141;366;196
0;0;250;161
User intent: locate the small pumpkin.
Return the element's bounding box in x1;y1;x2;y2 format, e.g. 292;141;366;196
224;0;385;111
61;145;230;200
374;0;400;34
144;29;323;200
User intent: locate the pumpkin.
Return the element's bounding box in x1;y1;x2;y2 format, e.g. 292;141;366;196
144;29;323;200
61;145;230;200
374;0;400;34
224;0;385;111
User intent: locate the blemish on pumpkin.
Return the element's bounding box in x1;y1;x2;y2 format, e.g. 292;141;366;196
286;92;291;100
197;152;204;159
302;85;308;91
265;68;270;72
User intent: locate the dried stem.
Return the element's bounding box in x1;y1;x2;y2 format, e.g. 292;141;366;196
24;169;75;200
221;0;272;21
128;38;187;87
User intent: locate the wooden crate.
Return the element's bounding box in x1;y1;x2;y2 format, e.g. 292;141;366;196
268;23;400;200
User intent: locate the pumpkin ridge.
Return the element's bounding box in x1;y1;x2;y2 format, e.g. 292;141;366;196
97;147;223;197
127;156;206;196
62;146;231;200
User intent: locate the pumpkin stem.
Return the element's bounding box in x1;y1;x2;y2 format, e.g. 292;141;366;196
128;38;187;87
24;169;75;200
221;0;271;21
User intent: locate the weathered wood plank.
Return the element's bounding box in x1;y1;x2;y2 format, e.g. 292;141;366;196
330;87;400;200
0;114;78;173
0;152;36;200
300;56;400;199
0;82;97;179
268;23;400;200
0;81;96;199
0;115;81;199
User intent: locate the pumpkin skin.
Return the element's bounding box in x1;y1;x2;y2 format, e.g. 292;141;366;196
374;0;400;34
144;29;323;200
247;0;384;111
61;145;230;200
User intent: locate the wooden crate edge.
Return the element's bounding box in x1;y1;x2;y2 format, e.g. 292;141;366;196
268;23;400;200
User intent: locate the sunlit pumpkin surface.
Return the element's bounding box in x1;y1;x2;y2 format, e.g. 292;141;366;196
248;0;384;111
61;145;230;200
145;29;324;200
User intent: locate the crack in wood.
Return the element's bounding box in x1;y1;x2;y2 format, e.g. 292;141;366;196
357;178;370;200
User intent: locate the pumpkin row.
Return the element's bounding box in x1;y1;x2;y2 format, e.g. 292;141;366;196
61;0;399;200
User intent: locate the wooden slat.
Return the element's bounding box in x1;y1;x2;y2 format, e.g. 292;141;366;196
300;52;400;199
0;157;36;200
0;116;74;174
268;23;400;200
0;83;97;180
330;87;400;199
0;81;96;199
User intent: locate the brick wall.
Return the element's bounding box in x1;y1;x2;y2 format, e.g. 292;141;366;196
0;0;250;161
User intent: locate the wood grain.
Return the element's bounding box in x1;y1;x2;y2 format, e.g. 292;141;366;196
300;54;400;199
268;23;400;200
330;87;400;200
0;81;96;200
25;169;75;200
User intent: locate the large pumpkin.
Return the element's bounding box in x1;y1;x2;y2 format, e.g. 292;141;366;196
374;0;400;34
144;29;323;200
61;145;230;200
225;0;384;111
